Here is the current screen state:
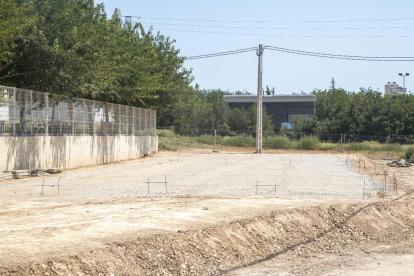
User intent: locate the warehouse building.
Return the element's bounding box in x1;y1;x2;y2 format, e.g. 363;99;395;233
223;94;316;130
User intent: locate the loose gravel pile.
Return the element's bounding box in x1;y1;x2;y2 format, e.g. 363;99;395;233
1;153;383;200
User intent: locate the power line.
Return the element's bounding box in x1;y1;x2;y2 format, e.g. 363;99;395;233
185;46;414;61
265;47;414;61
125;15;414;23
138;21;414;30
185;48;257;60
136;24;414;38
264;46;414;59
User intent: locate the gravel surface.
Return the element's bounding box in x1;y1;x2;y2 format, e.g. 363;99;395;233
0;153;385;200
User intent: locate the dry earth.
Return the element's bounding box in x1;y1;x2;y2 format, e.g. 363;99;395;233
0;150;413;275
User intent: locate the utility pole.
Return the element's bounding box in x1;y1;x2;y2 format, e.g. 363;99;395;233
256;44;263;154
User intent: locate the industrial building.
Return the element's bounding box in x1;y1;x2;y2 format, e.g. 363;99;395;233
384;82;407;95
223;94;316;130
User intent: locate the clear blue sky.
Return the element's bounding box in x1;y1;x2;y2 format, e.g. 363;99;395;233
97;0;414;95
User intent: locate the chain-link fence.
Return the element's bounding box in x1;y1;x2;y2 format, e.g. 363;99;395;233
0;85;156;136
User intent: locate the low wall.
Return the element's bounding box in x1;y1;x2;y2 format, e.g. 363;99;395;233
0;135;158;172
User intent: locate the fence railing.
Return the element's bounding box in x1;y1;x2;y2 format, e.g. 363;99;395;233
0;85;156;136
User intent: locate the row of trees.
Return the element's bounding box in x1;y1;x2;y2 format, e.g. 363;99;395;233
158;85;414;138
292;88;414;136
0;0;192;110
157;87;274;135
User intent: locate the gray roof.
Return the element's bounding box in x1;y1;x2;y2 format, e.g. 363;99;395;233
223;94;316;103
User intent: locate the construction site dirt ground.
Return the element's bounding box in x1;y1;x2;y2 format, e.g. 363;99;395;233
0;150;413;275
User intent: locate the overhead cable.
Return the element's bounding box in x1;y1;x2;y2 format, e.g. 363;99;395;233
264;46;414;61
125;15;414;23
135;25;414;38
139;21;414;30
184;46;414;61
185;47;257;60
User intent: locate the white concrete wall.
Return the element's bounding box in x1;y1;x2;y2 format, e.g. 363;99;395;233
0;135;158;172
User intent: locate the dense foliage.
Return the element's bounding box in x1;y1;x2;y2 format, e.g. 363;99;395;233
157;88;274;135
292;88;414;137
0;0;193;109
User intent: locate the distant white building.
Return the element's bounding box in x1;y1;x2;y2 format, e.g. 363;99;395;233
384;82;407;95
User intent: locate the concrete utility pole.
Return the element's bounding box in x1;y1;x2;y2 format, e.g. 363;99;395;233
256;44;263;154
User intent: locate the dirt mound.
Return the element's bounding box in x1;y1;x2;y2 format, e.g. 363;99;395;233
1;198;413;276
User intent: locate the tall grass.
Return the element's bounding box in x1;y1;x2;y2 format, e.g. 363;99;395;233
264;136;296;149
157;131;411;153
222;135;256;147
349;141;402;152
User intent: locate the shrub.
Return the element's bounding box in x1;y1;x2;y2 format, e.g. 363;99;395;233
402;146;414;160
157;129;172;138
301;135;320;150
158;141;172;151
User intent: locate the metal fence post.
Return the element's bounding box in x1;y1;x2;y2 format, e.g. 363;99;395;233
172;126;174;150
45;93;49;136
154;110;157;136
138;108;141;136
12;88;16;135
71;100;74;136
83;99;86;135
30;91;33;135
300;132;302;154
214;129;217;152
111;104;114;136
59;100;62;135
132;107;135;136
125;106;128;136
144;109;148;135
92;101;95;136
118;104;121;135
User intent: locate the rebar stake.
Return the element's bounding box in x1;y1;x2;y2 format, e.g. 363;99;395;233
363;179;366;200
165;176;167;194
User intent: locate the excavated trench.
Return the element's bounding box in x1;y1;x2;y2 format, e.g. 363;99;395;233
1;195;413;276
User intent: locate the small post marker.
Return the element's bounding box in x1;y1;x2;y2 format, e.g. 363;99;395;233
396;176;398;196
147;177;150;195
363;179;366;200
165;176;167;194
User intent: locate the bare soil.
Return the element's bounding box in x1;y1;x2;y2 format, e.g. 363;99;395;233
0;150;413;276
